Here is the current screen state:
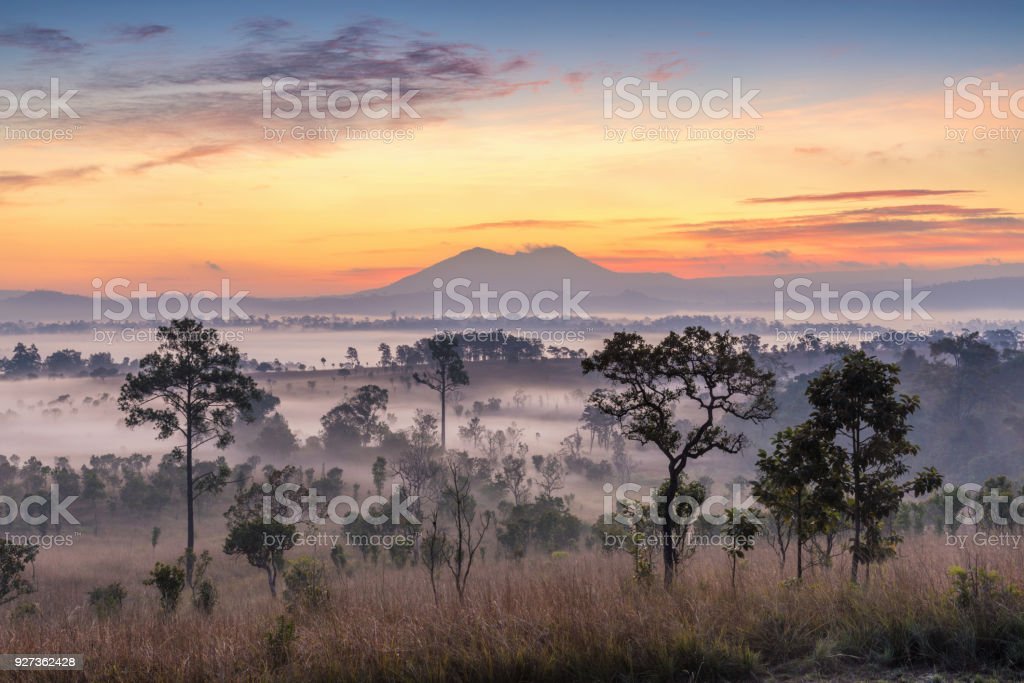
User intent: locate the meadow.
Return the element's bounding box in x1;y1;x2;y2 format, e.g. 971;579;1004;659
5;526;1023;682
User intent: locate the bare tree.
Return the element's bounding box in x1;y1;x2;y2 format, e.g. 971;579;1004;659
440;457;492;602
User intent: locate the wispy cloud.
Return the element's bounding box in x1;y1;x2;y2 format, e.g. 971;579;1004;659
113;25;171;42
131;144;235;174
0;25;84;55
0;166;99;192
744;189;974;204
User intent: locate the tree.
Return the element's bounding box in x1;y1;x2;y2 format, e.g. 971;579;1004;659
2;342;41;377
532;454;567;497
458;415;486;450
494;453;531;504
0;540;38;605
118;319;264;585
393;411;443;511
580;404;617;452
320;384;389;450
378;343;393;368
414;336;469;451
372;456;388;495
582;328;776;588
345;347;360;367
805;350;942;584
44;349;85;376
753;424;844;580
440;458;493;602
721;508;760;593
224;467;304;597
252;413;298;458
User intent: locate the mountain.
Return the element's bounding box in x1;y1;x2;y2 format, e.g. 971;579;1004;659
3;247;1024;323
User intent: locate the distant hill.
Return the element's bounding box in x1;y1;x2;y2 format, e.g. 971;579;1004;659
3;247;1024;322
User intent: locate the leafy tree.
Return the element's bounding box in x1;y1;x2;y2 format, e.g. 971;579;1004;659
44;349;85;376
224;467;304;597
805;350;942;584
721;508;760;592
320;384;389;450
497;496;582;558
252;412;298;458
3;342;41;377
414;335;469;451
0;540;38;605
753;424;844;580
119;319;264;584
378;343;393;367
582;328;775;587
580;404;617;452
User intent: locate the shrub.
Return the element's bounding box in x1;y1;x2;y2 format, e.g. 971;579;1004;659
188;549;217;615
143;562;185;613
265;615;297;669
283;557;329;610
10;601;40;623
88;582;127;617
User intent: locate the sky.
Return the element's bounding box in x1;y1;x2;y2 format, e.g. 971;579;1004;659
0;0;1022;296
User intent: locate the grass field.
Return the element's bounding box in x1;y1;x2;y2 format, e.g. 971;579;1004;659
6;524;1024;682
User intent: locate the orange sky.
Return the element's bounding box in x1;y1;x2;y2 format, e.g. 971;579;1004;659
1;22;1021;296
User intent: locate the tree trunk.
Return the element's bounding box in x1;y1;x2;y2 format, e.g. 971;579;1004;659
440;384;446;452
850;437;861;585
185;417;195;587
662;466;681;589
796;488;803;580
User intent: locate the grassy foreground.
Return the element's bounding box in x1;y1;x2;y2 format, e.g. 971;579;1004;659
5;532;1024;682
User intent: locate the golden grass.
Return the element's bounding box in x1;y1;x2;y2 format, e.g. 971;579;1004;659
5;527;1024;682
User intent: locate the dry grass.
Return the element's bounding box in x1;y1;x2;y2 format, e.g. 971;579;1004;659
4;527;1024;682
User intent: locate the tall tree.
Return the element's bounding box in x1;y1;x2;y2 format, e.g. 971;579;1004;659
582;328;776;588
118;319;263;584
414;336;469;451
805;350;941;584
